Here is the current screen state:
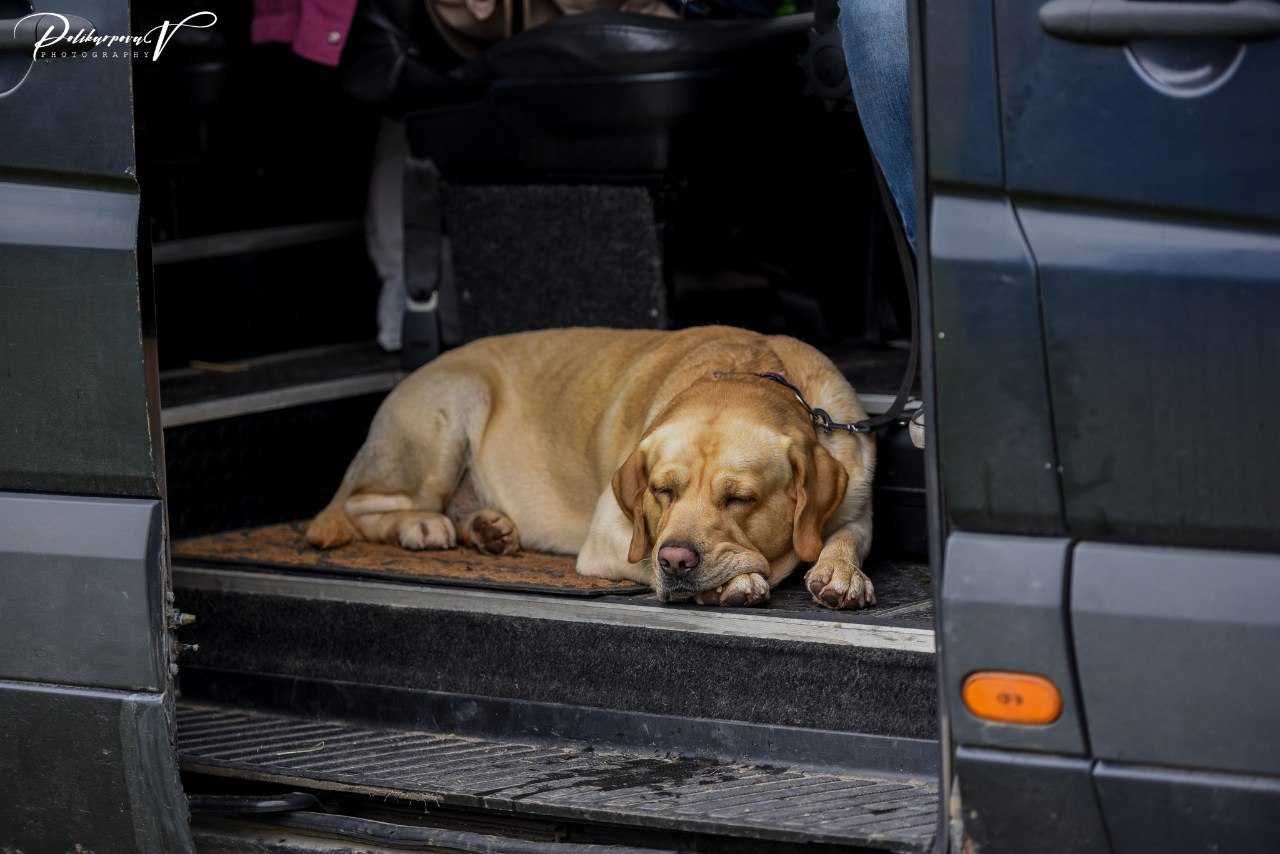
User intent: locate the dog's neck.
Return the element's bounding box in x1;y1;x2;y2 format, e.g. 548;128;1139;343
666;372;819;435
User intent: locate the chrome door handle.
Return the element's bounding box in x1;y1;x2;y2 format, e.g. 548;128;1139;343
1040;0;1280;44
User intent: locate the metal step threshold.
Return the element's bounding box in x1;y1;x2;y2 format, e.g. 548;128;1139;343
175;565;936;649
178;702;939;853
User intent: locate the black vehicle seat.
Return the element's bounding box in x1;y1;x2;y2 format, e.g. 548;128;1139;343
338;4;814;175
415;11;812;175
459;10;812;79
341;2;818;360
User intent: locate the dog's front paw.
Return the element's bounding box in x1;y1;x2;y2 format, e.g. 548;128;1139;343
805;561;875;609
462;508;521;555
695;573;770;607
397;514;457;550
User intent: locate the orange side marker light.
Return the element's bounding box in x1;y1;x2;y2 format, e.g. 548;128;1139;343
962;671;1063;725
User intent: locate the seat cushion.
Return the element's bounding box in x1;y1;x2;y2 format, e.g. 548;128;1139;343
459;10;813;80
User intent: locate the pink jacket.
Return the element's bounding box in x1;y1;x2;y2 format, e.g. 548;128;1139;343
252;0;360;67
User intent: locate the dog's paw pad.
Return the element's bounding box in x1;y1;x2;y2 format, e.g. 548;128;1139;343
805;563;875;610
722;573;770;607
805;563;834;601
697;574;769;607
694;585;726;606
467;509;520;555
398;515;456;550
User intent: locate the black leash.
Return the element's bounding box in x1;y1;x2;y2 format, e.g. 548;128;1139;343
858;156;920;433
753;159;920;437
755;370;878;434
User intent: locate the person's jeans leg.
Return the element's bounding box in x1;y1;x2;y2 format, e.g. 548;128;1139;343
837;0;916;248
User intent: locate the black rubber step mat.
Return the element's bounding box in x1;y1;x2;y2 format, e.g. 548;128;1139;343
177;703;937;852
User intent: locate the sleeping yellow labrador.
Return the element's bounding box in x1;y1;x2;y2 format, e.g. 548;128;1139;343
306;326;876;608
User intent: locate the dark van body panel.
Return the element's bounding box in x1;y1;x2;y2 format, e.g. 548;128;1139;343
1073;543;1280;778
0;0;159;499
920;0;1280;850
0;207;159;498
1024;206;1280;550
0;494;166;692
995;0;1280;224
930;195;1064;536
0;680;190;852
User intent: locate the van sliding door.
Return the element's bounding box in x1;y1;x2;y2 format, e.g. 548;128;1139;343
0;2;192;850
997;0;1280;849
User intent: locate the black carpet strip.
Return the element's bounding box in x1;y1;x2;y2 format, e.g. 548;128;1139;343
176;588;938;739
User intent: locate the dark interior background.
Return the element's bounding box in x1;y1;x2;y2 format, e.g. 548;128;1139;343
133;2;920;559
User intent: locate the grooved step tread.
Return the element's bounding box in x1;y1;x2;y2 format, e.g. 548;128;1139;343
177;702;937;852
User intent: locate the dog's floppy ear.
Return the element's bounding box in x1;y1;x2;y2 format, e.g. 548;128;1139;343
612;445;653;563
788;440;848;562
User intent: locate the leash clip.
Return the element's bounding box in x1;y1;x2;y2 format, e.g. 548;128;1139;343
810;407;834;432
819;408;875;435
751;372;875;435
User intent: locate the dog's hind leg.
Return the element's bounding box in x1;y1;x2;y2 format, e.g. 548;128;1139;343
348;502;458;551
441;472;521;556
306;369;489;552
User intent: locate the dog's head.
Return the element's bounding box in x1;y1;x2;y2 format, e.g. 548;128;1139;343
612;376;850;601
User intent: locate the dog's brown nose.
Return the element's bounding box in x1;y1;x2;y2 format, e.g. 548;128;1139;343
657;543;700;574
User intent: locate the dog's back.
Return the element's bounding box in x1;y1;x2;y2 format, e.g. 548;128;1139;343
413;327;784;547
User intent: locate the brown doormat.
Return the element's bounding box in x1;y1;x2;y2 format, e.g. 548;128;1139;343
173;522;649;597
